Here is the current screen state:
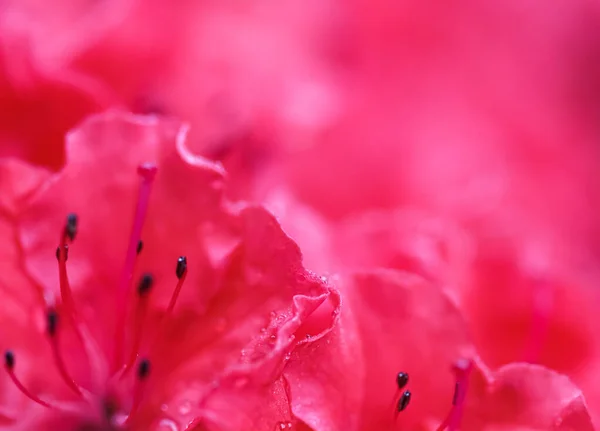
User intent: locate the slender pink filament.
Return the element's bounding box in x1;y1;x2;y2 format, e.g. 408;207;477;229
122;296;150;375
5;366;53;408
57;240;107;391
113;164;157;371
148;269;188;358
166;268;188;314
437;359;473;431
57;241;77;324
124;373;148;426
50;336;83;397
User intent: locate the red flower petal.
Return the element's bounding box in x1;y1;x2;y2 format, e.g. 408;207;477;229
283;268;474;431
458;240;600;426
9;111;337;430
284;286;364;431
462;360;595;430
0;33;112;169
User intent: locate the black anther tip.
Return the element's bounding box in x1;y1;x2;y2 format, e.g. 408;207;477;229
65;213;78;241
137;359;151;380
4;351;15;370
396;372;409;390
397;390;411;412
136;240;144;255
46;309;58;337
137;273;154;296
176;256;187;279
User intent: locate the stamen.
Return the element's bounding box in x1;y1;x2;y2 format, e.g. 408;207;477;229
147;257;188;360
57;214;78;323
64;213;78;242
396;372;409;390
396;390;411;413
4;351;53;409
391;371;411;417
123;274;154;373
436;358;473;431
55;218;108;391
167;256;188;314
114;164;158;371
46;308;83;397
125;358;151;425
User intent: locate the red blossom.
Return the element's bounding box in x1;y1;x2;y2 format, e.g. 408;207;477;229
0;1;599;430
0;111;340;430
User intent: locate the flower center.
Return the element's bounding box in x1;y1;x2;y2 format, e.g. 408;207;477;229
2;164;189;429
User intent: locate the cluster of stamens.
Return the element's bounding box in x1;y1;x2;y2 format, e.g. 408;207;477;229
394;358;472;430
2;163;189;428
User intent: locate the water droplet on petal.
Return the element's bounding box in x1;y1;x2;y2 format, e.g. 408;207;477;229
275;422;294;430
178;400;192;415
160;404;169;412
157;419;179;431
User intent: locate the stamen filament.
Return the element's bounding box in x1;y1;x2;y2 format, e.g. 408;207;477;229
114;164;157;371
56;217;109;391
46;309;83;397
4;351;54;409
167;256;188;314
437;359;473;431
148;257;188;359
123;274;154;374
124;359;151;426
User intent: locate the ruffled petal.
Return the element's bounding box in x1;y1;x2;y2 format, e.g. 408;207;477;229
462;360;595;430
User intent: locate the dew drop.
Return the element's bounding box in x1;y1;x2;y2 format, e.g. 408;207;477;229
305;334;312;340
275;421;293;430
157;418;179;431
178;400;192;415
160;404;169;412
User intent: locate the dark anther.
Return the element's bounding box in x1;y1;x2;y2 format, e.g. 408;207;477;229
4;351;15;370
396;372;409;390
65;213;78;242
46;308;59;337
55;245;69;261
176;256;187;279
137;358;151;380
137;273;154;296
397;390;411;412
136;240;144;255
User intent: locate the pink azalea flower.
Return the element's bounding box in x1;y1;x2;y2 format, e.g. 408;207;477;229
0;1;598;430
0;111;595;431
0;111;342;430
